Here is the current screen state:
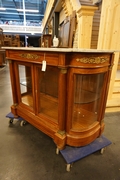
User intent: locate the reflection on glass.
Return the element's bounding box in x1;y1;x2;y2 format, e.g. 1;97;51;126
18;65;33;108
38;66;59;122
72;73;105;130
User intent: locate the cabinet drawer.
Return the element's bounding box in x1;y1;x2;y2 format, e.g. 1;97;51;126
69;53;112;68
6;50;59;66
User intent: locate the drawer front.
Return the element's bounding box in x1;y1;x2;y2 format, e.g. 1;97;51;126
6;50;59;66
69;53;112;68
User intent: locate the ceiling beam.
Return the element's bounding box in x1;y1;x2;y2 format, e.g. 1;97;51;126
12;0;22;20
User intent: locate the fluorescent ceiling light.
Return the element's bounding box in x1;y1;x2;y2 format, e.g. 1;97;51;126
0;7;6;10
16;9;39;13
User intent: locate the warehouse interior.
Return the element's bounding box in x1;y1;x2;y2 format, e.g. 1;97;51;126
0;0;120;179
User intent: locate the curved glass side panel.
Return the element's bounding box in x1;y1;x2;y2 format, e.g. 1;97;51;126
72;73;105;130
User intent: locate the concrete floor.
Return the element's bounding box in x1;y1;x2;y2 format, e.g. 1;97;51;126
0;64;120;180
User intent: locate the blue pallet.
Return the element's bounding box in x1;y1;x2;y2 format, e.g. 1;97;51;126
6;112;24;120
60;135;112;164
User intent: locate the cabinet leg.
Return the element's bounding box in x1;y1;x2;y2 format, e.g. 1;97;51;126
100;147;106;154
66;164;71;172
56;147;60;155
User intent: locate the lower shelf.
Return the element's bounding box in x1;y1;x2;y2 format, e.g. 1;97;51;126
21;93;58;121
72;107;97;130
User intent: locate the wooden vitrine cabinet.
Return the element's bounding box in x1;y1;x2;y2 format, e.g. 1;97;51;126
5;47;114;150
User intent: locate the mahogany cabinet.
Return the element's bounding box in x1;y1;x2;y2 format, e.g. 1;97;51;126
5;47;114;150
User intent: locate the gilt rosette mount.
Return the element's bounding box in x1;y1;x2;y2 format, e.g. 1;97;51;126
76;56;109;64
20;53;39;60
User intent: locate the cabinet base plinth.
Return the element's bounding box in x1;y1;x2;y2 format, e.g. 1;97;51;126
100;122;105;135
11;105;18;117
66;130;100;147
54;132;66;150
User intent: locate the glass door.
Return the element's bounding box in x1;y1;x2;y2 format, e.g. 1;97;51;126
18;64;33;108
72;73;105;130
36;65;59;123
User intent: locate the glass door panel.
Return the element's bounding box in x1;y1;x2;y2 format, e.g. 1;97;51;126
72;73;105;130
37;66;59;122
18;65;33;108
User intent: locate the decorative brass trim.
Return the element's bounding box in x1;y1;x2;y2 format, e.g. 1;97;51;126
13;103;18;107
61;68;67;74
109;65;113;70
8;59;12;63
57;130;66;136
100;118;104;125
76;57;109;64
19;53;39;60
